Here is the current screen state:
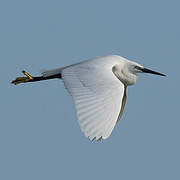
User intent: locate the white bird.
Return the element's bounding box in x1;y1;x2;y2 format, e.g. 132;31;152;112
12;55;166;141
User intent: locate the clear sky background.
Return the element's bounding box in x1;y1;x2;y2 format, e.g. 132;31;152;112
0;0;179;179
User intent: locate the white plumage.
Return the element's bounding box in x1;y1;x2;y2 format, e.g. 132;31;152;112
12;55;166;141
61;56;125;140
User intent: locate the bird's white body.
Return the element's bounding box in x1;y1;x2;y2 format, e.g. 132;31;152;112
43;55;141;86
43;55;143;140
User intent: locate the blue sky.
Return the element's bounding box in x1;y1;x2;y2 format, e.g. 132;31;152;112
0;0;179;179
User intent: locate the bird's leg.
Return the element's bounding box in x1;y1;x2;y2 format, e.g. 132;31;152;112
11;70;62;85
11;70;33;85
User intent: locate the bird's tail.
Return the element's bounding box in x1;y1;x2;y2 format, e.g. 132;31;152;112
41;67;63;78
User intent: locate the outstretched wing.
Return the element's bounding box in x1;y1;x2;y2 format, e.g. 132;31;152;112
61;61;125;140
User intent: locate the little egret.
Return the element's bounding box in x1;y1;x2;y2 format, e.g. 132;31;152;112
12;55;166;141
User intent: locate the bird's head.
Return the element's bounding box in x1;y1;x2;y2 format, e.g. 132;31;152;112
118;60;166;86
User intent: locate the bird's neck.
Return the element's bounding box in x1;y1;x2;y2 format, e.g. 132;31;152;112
113;66;138;86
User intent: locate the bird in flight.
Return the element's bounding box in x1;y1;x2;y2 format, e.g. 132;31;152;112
12;55;166;141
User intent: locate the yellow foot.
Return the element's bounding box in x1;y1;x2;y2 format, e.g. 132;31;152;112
11;70;33;85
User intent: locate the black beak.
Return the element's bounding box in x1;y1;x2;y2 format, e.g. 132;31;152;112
141;67;166;76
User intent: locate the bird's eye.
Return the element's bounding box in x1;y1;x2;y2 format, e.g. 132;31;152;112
134;65;138;69
134;66;141;70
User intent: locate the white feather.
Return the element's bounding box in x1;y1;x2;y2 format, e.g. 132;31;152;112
61;55;125;140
